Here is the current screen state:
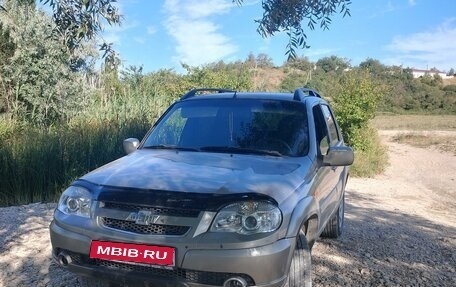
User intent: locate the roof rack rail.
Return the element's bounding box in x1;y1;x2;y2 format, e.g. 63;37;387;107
180;88;236;100
293;88;321;101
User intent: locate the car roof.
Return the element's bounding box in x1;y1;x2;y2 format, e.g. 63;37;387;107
179;88;325;105
181;92;293;101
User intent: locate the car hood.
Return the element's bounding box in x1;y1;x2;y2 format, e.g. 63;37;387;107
81;150;312;203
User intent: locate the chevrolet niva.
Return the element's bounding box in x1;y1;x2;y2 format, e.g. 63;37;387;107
50;88;354;287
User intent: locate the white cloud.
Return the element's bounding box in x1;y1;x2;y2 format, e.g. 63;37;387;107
408;0;417;6
385;19;456;71
147;25;157;35
163;0;238;67
134;37;146;44
103;21;139;45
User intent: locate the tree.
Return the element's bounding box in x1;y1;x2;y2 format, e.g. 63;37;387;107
0;22;15;113
359;58;387;76
448;68;455;76
1;4;88;126
332;70;383;150
39;0;120;69
316;55;350;73
236;0;351;59
284;55;314;71
256;53;274;68
2;1;351;62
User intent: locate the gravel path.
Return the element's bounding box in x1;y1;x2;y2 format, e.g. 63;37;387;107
1;130;455;287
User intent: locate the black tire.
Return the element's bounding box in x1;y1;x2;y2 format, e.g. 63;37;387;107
321;194;345;238
284;225;312;287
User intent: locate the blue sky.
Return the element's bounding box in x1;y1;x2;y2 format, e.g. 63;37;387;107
102;0;456;73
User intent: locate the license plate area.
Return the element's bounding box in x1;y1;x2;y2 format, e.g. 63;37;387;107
90;240;175;267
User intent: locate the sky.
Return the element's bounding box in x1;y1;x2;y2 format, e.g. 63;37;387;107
102;0;456;73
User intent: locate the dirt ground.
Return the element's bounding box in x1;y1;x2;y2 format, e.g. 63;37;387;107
0;130;455;287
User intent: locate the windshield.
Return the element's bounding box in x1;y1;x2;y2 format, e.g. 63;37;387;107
143;99;309;157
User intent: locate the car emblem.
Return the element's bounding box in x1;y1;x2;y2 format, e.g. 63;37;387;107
126;210;161;225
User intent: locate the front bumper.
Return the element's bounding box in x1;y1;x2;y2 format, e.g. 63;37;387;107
50;220;294;287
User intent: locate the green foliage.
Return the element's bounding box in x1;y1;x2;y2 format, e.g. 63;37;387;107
0;61;255;205
40;0;120;68
183;63;252;91
316;55;350;73
284;56;314;71
236;0;351;59
0;22;15;65
332;71;384;151
0;119;149;206
280;71;311;92
442;84;456;92
1;6;88;126
349;126;388;177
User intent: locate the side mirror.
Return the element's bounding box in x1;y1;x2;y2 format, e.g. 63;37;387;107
123;138;140;154
322;146;354;166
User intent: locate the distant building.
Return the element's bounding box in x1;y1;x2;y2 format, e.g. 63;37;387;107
411;69;451;79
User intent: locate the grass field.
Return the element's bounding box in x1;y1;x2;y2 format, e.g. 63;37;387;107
392;133;456;155
373;114;456;131
374;114;456;155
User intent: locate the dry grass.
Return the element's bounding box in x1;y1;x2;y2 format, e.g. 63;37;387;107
392;133;456;155
373;115;456;131
251;67;285;91
443;77;456;86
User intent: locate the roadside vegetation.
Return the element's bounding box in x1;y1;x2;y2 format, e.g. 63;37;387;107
1;2;455;206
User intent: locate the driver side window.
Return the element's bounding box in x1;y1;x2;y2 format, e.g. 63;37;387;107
313;105;330;155
313;104;341;155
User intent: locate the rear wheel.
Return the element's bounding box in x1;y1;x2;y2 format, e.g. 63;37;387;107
284;225;312;287
321;194;345;238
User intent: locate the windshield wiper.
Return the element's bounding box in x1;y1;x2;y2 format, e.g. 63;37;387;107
143;145;200;152
200;146;282;157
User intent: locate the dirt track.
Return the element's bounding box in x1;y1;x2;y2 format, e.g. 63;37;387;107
0;130;455;286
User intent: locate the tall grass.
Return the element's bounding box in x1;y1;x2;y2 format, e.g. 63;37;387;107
0;67;252;206
0;118;150;206
350;125;388;177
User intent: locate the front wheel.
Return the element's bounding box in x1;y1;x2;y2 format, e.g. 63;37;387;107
284;225;312;287
321;194;345;238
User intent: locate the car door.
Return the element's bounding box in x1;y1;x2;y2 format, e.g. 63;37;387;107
312;104;344;227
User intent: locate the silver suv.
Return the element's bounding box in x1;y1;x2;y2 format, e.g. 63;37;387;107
50;88;354;287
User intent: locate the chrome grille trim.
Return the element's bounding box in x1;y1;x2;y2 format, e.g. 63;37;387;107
100;217;190;235
95;201;199;236
102;202;200;217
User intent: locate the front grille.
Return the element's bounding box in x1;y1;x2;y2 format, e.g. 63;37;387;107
66;251;255;286
103;202;200;217
101;217;190;235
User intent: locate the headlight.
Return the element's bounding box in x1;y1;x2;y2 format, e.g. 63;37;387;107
57;186;92;218
210;201;282;235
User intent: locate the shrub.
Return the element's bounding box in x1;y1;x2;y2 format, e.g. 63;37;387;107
332;70;384;151
349;125;388;177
